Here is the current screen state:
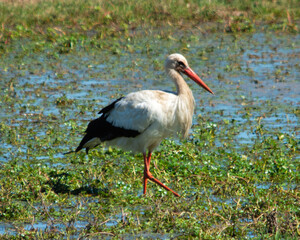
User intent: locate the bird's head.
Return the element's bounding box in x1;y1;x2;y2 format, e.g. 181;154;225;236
165;53;214;94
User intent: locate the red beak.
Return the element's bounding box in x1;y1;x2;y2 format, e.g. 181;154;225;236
183;67;214;94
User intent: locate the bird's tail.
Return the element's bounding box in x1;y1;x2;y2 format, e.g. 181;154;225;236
75;133;101;154
63;150;76;155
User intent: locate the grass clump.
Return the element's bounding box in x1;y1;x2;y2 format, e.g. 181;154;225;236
0;0;299;45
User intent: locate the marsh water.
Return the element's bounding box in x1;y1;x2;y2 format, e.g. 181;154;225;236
0;30;299;237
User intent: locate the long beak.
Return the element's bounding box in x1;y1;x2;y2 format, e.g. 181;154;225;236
183;67;214;94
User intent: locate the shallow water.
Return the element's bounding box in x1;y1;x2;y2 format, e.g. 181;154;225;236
0;30;299;237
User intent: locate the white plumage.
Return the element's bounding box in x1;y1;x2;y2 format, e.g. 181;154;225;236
75;53;213;197
106;90;185;153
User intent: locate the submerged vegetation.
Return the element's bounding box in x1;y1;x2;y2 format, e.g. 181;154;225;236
0;0;299;239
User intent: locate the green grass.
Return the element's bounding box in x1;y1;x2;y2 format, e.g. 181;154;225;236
0;0;299;46
0;119;298;238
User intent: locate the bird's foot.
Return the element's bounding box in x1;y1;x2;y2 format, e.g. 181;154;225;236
143;170;180;197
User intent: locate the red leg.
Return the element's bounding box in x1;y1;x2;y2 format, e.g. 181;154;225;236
143;153;148;195
143;152;180;197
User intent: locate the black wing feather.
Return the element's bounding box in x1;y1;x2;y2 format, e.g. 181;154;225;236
98;97;123;115
75;97;140;153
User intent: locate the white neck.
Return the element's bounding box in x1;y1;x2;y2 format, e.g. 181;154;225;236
167;69;195;138
167;69;192;95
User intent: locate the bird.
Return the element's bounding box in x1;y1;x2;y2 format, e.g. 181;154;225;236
74;53;214;197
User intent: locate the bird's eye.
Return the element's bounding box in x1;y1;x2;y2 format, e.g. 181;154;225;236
177;61;186;68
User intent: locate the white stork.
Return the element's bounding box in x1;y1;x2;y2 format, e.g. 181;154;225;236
75;53;214;197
